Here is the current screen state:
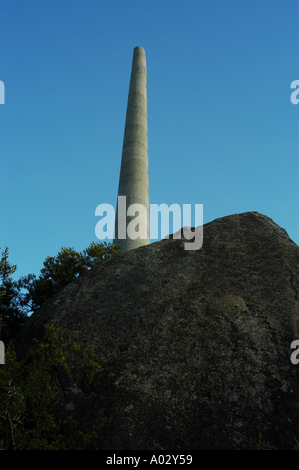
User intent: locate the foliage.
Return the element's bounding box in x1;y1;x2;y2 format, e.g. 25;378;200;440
0;247;28;344
247;432;299;450
0;324;105;450
0;241;122;343
15;241;122;317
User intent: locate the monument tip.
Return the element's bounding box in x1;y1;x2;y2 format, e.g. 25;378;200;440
134;46;145;53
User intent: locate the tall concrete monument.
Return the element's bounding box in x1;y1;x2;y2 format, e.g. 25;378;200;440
113;46;150;252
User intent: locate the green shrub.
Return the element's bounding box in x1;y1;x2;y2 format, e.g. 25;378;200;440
247;432;299;450
0;324;105;450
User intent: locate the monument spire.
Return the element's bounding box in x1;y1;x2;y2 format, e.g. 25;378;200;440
113;46;150;252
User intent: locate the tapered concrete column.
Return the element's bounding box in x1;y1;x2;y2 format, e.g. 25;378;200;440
113;46;150;252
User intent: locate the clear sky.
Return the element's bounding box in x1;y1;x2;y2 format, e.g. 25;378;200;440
1;0;299;283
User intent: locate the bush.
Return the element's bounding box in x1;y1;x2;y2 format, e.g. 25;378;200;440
247;432;299;450
0;324;105;450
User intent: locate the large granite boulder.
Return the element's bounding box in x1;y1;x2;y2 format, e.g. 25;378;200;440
13;211;299;450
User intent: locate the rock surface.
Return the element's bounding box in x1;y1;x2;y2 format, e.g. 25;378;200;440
13;211;299;449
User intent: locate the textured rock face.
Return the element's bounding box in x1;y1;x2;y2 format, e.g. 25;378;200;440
13;212;299;449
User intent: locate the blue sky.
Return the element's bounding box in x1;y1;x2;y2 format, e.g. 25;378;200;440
1;0;299;283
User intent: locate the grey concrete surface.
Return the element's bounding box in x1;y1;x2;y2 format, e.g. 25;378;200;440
114;47;150;252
